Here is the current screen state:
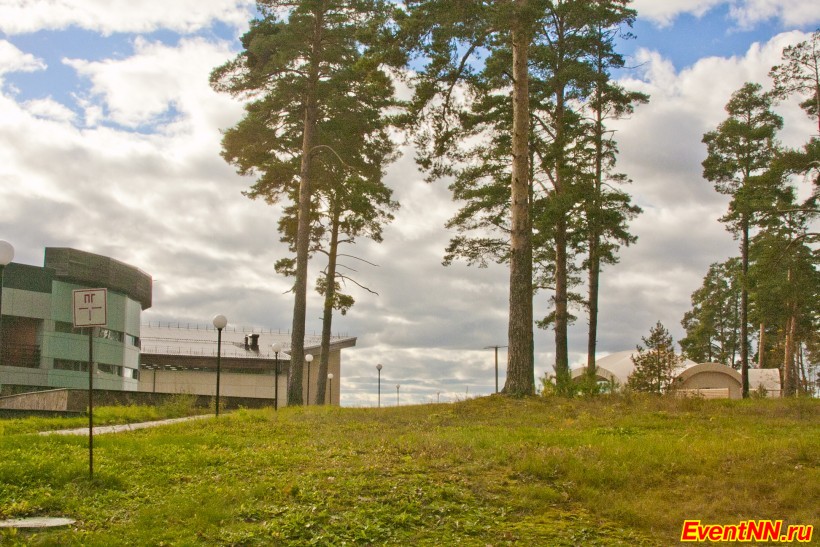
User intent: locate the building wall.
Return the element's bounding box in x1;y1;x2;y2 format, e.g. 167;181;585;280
1;251;147;394
138;348;343;405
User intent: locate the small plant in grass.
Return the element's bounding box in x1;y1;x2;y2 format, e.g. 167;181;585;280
158;393;199;417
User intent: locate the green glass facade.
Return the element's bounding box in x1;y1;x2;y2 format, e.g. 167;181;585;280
0;248;151;394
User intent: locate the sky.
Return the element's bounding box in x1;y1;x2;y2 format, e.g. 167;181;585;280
0;0;817;406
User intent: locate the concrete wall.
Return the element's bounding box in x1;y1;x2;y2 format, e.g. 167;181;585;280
139;369;283;402
138;348;343;405
0;388;272;412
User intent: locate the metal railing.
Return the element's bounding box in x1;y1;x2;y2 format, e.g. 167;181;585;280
141;321;350;339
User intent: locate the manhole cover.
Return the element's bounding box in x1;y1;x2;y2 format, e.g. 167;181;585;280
0;517;75;529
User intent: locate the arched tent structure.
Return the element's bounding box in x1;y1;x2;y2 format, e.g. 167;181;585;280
675;362;743;399
676;363;782;399
570;350;637;387
572;354;782;398
571;350;695;390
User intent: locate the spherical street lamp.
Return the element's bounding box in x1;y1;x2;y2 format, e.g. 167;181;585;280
376;363;383;408
305;353;314;406
271;342;282;410
328;373;334;405
212;314;228;416
0;240;13;368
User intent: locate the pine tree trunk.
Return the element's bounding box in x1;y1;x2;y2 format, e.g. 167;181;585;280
317;204;341;404
288;6;324;406
758;323;765;369
553;71;569;389
783;267;797;397
740;216;749;397
587;248;600;378
504;5;535;396
554;214;569;386
586;40;604;382
783;315;795;396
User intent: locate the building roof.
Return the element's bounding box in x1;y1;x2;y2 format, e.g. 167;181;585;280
139;322;356;361
45;247;152;310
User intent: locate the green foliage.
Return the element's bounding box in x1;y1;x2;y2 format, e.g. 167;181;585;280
680;258;741;367
627;321;683;394
1;397;817;545
769;29;820;130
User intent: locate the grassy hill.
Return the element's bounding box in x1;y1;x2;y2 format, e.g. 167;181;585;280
1;395;817;545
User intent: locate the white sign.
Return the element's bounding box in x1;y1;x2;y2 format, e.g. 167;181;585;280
73;288;108;327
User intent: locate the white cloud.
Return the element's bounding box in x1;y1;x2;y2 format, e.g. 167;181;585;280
0;40;46;76
631;0;725;27
632;0;820;27
22;97;77;122
64;37;243;131
729;0;820;28
0;0;254;36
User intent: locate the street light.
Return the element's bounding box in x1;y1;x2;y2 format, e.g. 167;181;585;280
328;373;334;405
396;384;400;406
0;240;13;369
212;314;228;417
271;342;281;411
305;353;314;406
376;363;383;408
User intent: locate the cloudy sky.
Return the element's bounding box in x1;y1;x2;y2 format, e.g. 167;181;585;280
1;1;817;406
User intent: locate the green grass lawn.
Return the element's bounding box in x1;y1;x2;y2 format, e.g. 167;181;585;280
0;395;817;545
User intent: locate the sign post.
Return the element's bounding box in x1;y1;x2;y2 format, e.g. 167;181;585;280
73;288;107;480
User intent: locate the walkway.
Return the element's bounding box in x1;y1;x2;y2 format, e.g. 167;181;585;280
38;414;213;436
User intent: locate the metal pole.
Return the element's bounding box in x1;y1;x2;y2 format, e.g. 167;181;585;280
306;360;311;406
274;352;279;411
88;327;94;480
396;384;400;406
377;368;381;408
216;327;222;417
329;377;333;405
494;346;499;394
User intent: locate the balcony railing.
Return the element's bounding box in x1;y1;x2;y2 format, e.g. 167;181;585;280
0;343;41;369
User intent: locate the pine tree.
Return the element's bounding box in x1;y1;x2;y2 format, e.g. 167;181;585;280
680;259;741;367
211;0;401;405
702;82;783;397
627;321;682;395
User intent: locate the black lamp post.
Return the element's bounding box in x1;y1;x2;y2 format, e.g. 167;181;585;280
305;353;314;406
376;363;383;408
328;373;334;405
271;343;281;410
212;314;227;416
0;240;13;370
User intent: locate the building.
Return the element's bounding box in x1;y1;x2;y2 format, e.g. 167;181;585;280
0;248;150;394
1;246;355;405
570;350;782;398
138;323;355;406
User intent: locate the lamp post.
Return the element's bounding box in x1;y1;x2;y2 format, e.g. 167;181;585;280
0;240;13;370
376;363;383;408
484;345;507;394
396;384;400;406
271;343;281;410
305;353;314;405
212;314;227;417
327;373;334;405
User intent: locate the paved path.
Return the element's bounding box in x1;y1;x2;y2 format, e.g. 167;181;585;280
38;414;213;436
